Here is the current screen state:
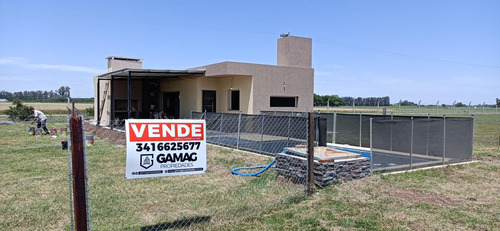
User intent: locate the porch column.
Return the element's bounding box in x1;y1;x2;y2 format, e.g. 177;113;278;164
110;76;114;126
97;79;100;126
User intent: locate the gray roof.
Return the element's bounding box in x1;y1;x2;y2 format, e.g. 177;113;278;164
96;68;206;80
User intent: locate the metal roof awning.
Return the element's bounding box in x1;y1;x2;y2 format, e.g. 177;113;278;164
96;68;206;80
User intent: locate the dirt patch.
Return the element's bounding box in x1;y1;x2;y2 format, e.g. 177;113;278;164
386;188;459;206
84;122;126;146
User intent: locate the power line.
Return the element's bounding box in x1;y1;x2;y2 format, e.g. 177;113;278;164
315;38;500;69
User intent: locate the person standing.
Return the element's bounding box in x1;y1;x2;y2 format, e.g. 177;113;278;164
30;107;49;135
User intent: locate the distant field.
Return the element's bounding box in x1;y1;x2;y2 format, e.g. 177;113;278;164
315;105;499;115
0;102;93;115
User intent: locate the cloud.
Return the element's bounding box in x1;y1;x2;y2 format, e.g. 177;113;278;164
28;64;103;74
0;57;104;74
0;57;25;65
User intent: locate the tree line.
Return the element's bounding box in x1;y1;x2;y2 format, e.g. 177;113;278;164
0;86;71;102
314;94;391;107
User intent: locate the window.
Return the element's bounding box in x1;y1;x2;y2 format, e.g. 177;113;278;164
202;90;216;112
270;96;297;107
230;90;240;111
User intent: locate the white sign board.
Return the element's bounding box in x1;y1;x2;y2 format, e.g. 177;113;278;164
125;119;206;179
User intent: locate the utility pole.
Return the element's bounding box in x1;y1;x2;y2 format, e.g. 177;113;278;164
399;99;401;114
327;98;330;113
436;100;439;115
418;100;421;115
377;99;380;114
453;100;456;114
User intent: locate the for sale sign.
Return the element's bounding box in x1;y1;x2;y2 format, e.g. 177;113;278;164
125;119;206;179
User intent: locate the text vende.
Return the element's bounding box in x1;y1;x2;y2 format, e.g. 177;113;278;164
129;122;204;142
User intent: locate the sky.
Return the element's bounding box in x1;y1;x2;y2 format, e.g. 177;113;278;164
0;0;499;105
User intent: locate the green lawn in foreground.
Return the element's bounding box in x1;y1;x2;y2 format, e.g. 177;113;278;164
1;114;498;230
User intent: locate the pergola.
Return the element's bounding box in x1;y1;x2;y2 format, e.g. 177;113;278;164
95;68;205;126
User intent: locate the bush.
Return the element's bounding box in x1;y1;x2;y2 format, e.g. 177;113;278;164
5;99;32;121
85;106;94;118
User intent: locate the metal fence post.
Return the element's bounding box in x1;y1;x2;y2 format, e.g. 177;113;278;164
426;113;430;156
236;111;242;150
307;112;314;196
390;113;393;151
260;113;265;151
370;118;373;171
70;113;88;231
410;117;414;170
287;112;291;147
66;113;74;231
443;115;446;165
80;115;91;231
333;112;337;144
359;113;362;147
470;115;475;161
219;111;224;145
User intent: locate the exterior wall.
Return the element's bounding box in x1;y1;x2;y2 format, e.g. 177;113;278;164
107;58;142;72
277;36;312;68
159;75;253;118
200;61;314;114
160;78;198;119
196;76;253;114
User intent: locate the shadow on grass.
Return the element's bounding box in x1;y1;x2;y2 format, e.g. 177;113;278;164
139;216;211;230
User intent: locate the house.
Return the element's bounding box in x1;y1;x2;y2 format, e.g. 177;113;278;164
94;36;314;126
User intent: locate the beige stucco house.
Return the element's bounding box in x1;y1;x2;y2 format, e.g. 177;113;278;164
94;36;314;126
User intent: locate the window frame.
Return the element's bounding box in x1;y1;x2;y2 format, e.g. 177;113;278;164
229;90;240;111
270;96;298;108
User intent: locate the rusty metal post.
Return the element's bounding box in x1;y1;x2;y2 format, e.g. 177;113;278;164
307;112;314;196
70;113;88;231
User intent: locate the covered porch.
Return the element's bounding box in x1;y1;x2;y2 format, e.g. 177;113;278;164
95;68;205;126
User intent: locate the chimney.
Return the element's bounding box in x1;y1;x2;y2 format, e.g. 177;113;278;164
277;36;312;68
106;56;143;72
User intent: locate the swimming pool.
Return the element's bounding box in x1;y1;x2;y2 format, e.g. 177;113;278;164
328;144;444;171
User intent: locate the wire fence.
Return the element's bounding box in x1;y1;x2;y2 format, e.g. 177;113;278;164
1;107;477;230
192;111;309;155
314;112;474;172
63;110;312;230
318;104;500;115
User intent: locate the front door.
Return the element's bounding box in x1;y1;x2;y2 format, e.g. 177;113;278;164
202;90;216;112
163;92;180;119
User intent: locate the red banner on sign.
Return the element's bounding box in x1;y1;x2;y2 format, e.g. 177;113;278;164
128;122;204;142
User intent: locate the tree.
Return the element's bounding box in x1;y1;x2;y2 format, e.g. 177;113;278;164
400;100;416;106
496;98;500;106
314;94;345;107
4;99;32;121
455;102;465;107
57;86;70;97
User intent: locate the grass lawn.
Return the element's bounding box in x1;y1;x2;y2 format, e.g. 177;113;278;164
1;114;498;230
0;102;93;115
